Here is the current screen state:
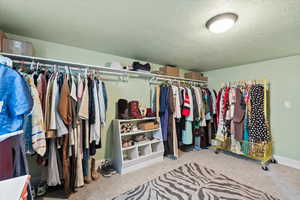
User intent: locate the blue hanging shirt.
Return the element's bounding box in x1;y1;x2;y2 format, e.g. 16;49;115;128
0;63;33;142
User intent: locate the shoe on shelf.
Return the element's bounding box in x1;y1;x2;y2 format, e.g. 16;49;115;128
134;135;145;142
122;141;128;148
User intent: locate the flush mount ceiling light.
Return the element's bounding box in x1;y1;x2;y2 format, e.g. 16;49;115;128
206;13;238;33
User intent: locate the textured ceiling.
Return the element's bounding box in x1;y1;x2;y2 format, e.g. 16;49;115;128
1;0;300;71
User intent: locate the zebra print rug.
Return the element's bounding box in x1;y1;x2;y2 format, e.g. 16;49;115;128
113;163;279;200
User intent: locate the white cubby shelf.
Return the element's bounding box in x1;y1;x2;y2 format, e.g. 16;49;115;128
112;117;164;175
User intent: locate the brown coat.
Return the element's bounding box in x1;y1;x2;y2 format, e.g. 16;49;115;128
59;75;72;126
233;88;245;141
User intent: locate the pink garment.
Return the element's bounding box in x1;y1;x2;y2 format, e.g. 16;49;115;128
77;78;84;100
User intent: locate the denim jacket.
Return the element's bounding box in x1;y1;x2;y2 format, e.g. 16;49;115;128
0;63;33;142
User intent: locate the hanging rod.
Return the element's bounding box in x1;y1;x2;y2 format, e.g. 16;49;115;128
0;53;208;84
10;60;125;76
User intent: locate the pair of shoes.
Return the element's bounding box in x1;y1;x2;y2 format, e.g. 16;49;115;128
121;123;133;133
122;140;134;148
134;135;146;142
99;160;117;177
145;108;156;117
34;183;47;197
117;99;129;119
128;101;143;119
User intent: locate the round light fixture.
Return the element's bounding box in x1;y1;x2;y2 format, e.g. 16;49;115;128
206;13;238;33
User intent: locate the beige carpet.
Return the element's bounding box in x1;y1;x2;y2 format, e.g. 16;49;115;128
113;162;279;200
41;149;300;200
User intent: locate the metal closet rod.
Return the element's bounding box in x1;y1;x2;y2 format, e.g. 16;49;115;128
0;53;208;83
153;77;206;86
11;60;124;76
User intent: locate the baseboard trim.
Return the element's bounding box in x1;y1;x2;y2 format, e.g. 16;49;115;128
274;155;300;170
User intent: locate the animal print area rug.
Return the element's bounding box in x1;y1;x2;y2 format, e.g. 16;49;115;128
113;163;279;200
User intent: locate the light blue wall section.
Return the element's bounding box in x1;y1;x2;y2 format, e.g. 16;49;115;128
205;56;300;161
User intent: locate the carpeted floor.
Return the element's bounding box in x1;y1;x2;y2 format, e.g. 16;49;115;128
113;162;279;200
42;149;300;200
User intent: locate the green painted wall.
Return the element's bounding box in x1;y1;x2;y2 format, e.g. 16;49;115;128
205;56;300;161
5;33;189;161
6;32;298;163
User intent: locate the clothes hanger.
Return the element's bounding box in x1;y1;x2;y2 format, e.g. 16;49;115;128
29;61;35;72
18;60;26;72
84;68;88;79
26;60;36;74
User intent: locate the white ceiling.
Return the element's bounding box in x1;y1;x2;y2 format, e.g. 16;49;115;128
1;0;300;71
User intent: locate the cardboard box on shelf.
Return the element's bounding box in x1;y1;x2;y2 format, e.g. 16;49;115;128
184;71;202;79
2;38;34;56
198;76;208;81
0;32;7;52
159;65;180;77
138;121;159;131
184;71;208;81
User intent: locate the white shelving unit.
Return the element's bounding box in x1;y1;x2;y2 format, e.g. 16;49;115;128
112;117;164;175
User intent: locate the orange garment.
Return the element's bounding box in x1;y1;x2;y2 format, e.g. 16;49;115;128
59;75;72;126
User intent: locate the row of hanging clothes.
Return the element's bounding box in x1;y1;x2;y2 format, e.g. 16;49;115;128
0;55;108;196
214;81;271;156
0;55;34;191
150;81;216;159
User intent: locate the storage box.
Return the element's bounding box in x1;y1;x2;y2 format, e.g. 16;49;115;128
2;38;34;56
138;121;159;130
0;32;7;52
159;66;180;77
198;76;208;81
184;71;208;81
184;72;202;79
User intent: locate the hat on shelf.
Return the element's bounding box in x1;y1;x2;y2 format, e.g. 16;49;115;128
131;61;151;72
